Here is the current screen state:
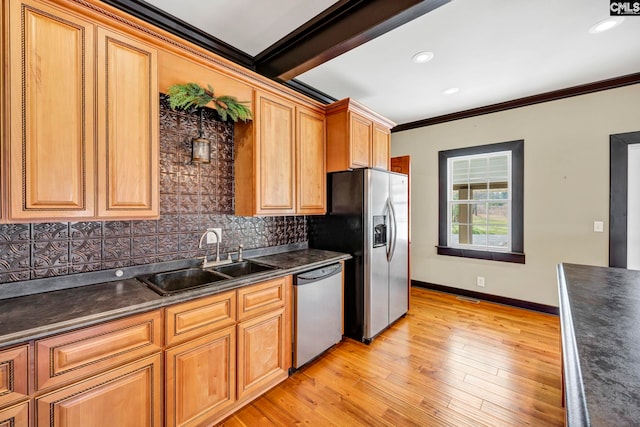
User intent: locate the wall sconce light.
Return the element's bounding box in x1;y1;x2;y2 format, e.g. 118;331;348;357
191;136;211;164
190;107;211;164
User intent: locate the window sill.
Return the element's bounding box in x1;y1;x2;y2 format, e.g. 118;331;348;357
436;246;525;264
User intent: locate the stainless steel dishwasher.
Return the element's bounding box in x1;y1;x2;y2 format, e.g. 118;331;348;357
293;263;343;369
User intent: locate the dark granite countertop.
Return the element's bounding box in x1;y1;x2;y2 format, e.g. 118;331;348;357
0;248;349;348
558;263;640;427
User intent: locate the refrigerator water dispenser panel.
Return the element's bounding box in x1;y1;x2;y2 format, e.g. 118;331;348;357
373;215;387;247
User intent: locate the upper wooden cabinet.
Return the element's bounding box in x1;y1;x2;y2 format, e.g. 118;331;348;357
296;106;326;215
348;113;373;169
7;0;96;221
96;27;159;218
3;0;159;222
254;91;296;215
235;90;326;216
325;98;396;173
372;124;391;170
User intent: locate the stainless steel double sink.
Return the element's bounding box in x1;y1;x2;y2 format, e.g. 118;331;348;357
138;260;276;296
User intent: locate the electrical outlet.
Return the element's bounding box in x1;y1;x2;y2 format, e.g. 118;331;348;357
593;221;604;233
476;276;485;287
206;228;222;244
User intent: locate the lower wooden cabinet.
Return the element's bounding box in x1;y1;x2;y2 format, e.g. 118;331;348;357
0;276;294;426
0;345;30;427
0;401;30;427
237;307;288;403
0;345;29;409
164;290;236;347
35;310;163;391
165;326;236;427
35;353;162;427
237;277;286;321
162;276;291;425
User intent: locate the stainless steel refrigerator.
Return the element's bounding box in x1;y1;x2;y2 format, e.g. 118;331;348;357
309;168;409;343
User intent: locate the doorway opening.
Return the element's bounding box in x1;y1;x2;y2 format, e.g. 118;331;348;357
609;131;640;268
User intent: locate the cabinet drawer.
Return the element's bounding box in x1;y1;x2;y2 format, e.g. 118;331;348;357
165;290;236;347
35;310;162;391
0;345;29;408
0;400;29;427
237;277;288;321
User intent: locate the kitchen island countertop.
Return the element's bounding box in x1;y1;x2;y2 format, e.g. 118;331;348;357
0;248;350;348
558;263;640;427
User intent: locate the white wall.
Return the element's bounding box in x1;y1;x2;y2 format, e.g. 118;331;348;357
391;84;640;306
629;144;640;270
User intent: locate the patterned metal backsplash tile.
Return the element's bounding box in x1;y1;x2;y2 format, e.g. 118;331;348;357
0;95;308;284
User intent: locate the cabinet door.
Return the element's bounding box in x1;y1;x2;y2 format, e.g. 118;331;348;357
35;353;162;427
8;0;95;220
97;28;159;218
237;308;288;402
296;106;326;214
372;125;390;170
0;401;29;427
349;112;372;168
0;345;29;408
255;91;295;215
165;326;236;427
0;10;4;223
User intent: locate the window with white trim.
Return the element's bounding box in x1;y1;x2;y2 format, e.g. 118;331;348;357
438;140;524;264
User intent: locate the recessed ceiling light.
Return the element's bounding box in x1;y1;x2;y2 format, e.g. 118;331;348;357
412;51;434;64
442;87;460;95
589;17;624;34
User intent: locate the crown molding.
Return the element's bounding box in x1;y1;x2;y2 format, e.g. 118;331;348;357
393;72;640;132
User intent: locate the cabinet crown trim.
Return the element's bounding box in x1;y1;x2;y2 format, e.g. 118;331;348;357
325;98;396;129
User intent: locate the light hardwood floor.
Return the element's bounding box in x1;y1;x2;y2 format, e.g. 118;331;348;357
219;287;565;426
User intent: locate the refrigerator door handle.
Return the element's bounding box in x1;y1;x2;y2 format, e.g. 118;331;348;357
383;199;390;260
387;198;398;262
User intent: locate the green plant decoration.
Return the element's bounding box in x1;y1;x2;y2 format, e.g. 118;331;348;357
166;82;253;122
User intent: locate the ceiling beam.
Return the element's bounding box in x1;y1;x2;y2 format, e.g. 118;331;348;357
254;0;451;81
282;79;337;104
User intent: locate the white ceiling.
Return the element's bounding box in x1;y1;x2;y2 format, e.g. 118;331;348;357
145;0;339;56
144;0;640;125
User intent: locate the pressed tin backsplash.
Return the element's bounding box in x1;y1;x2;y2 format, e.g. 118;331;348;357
0;95;307;284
